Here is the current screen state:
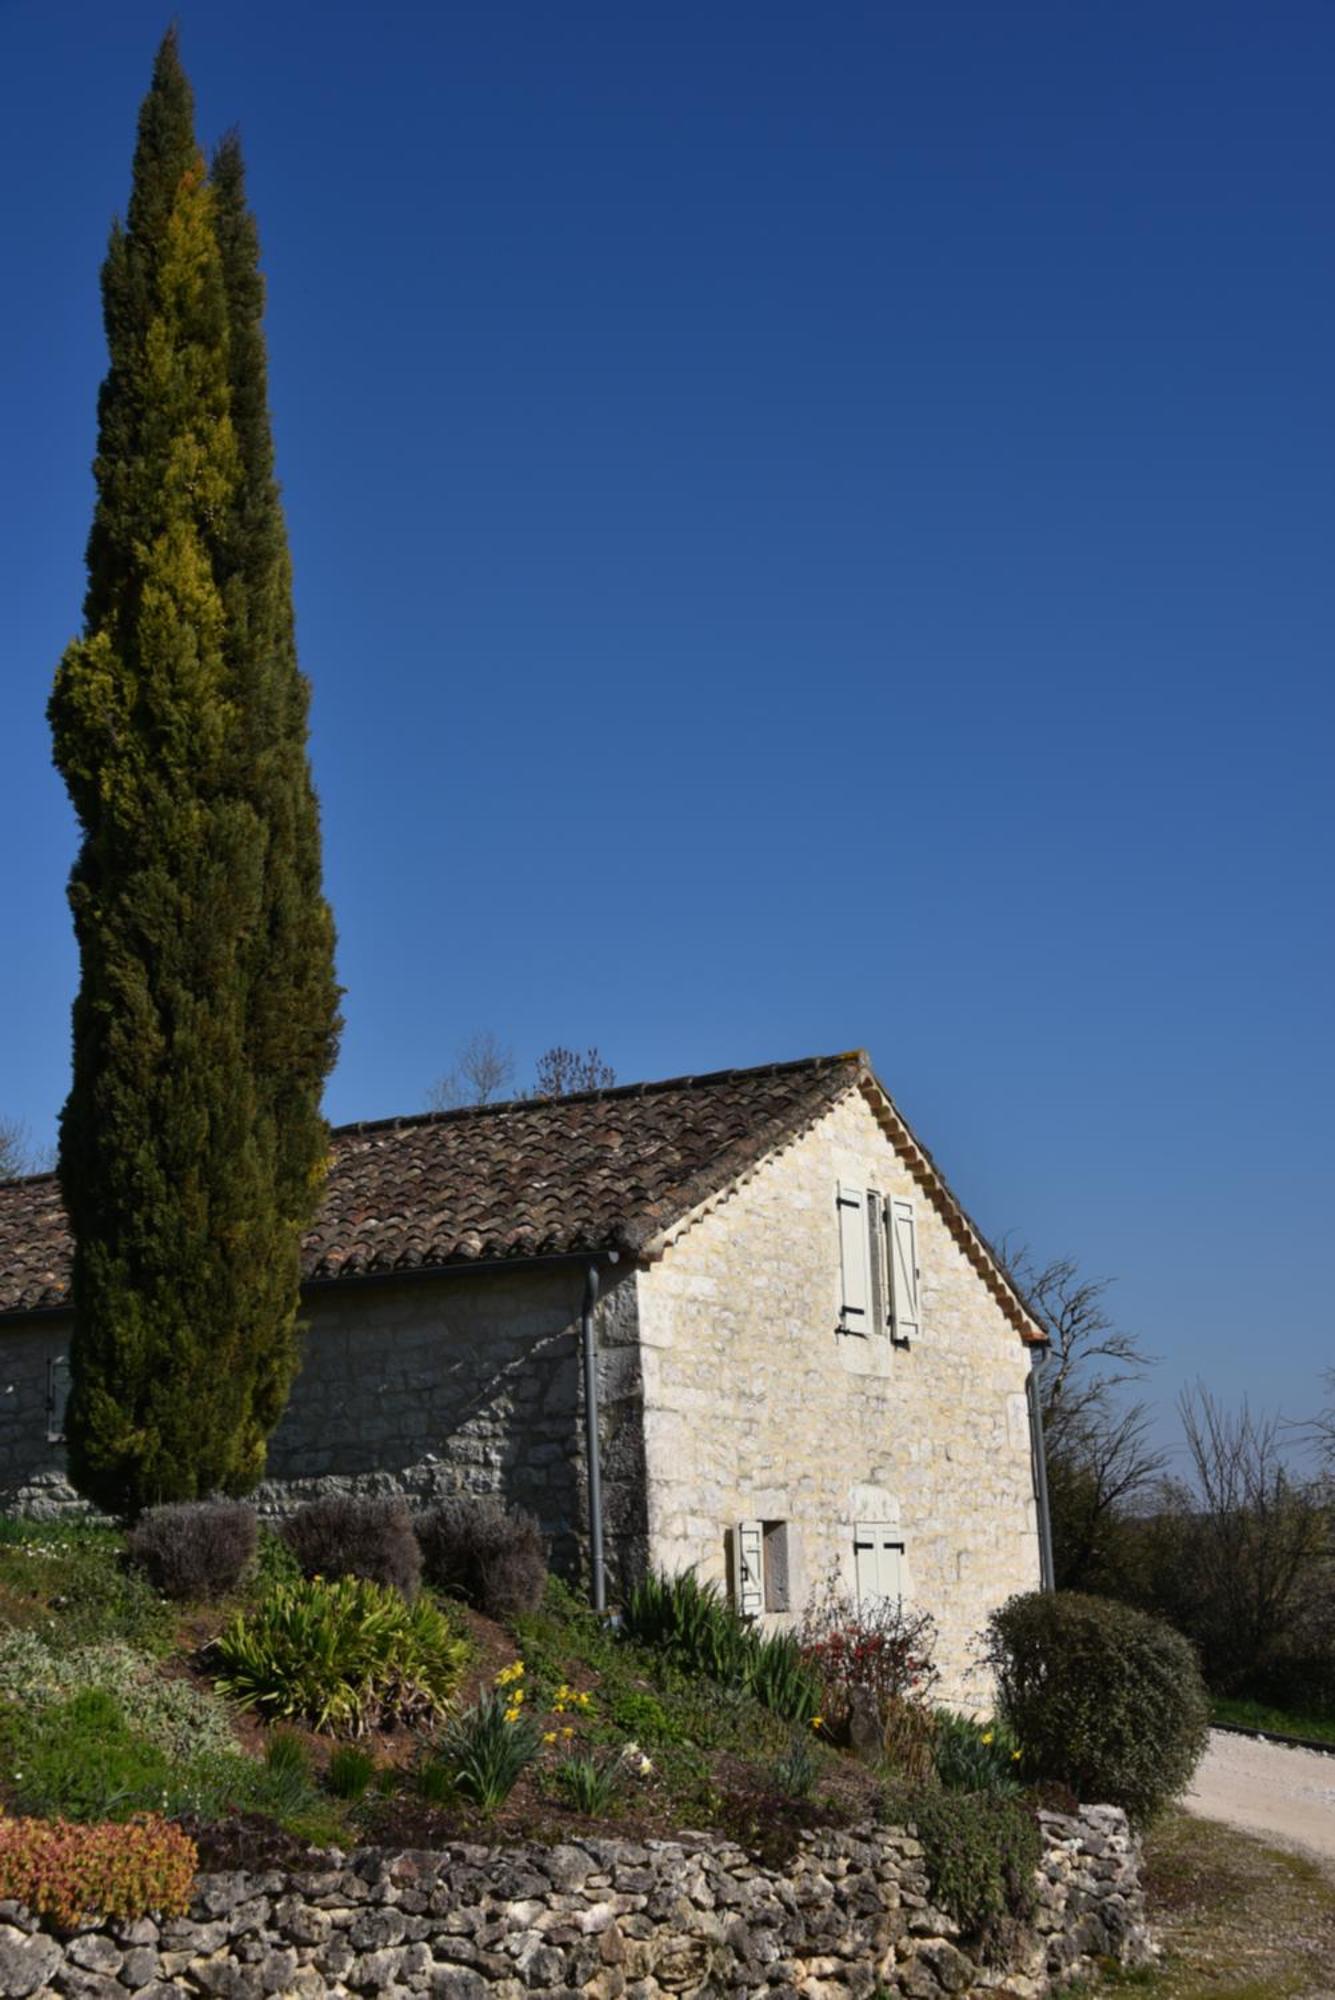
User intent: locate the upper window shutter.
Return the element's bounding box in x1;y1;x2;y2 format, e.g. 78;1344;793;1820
837;1183;870;1331
887;1197;920;1345
733;1519;764;1618
866;1189;887;1334
46;1356;71;1444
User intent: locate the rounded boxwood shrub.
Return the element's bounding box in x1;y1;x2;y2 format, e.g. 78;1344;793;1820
987;1589;1210;1824
280;1495;422;1600
417;1495;547;1620
127;1500;258;1602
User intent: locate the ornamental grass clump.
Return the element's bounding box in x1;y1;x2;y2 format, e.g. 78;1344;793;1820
0;1813;196;1929
986;1590;1210;1825
326;1744;377;1801
553;1747;626;1815
213;1576;467;1734
621;1570;820;1721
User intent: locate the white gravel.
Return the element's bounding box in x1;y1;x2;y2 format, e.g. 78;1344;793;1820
1186;1728;1335;1863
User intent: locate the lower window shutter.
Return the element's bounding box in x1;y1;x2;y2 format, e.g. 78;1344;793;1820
854;1523;905;1612
733;1519;764;1618
887;1197;920;1345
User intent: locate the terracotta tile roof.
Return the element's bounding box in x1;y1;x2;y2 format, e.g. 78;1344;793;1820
0;1055;860;1317
0;1053;1042;1342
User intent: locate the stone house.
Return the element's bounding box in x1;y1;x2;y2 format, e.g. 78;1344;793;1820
0;1053;1047;1700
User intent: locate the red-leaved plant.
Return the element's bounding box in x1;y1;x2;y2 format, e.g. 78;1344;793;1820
797;1570;940;1738
0;1814;196;1930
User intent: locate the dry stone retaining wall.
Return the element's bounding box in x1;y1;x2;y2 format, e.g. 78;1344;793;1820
0;1809;1150;2000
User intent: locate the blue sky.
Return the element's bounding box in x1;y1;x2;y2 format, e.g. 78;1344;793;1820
1;1;1331;1449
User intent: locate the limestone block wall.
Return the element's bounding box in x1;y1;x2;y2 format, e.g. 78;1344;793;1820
0;1273;650;1594
0;1313;75;1518
634;1088;1043;1705
0;1811;1151;1999
252;1267;647;1591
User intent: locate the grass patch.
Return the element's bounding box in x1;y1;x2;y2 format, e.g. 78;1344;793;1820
1070;1810;1335;1998
0;1519;174;1654
1211;1696;1335;1748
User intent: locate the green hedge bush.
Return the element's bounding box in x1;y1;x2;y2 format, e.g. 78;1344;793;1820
987;1590;1210;1824
900;1788;1041;1960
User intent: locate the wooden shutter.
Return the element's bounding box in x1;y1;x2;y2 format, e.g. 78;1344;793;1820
763;1522;791;1612
733;1520;764;1618
46;1356;70;1444
866;1189;887;1334
837;1183;869;1331
853;1525;879;1609
887;1197;920;1345
854;1524;905;1611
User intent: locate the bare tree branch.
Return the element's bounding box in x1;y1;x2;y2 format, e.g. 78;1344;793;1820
532;1046;616;1098
0;1118;51;1181
424;1031;517;1111
1161;1382;1331;1686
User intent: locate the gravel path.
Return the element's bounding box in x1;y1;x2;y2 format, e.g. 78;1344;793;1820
1186;1728;1335;1864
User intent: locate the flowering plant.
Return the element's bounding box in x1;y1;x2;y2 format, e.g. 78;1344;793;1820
797;1571;939;1737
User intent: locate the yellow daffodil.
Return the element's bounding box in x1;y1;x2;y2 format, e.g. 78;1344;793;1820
810;1715;824;1730
542;1731;558;1746
981;1731;994;1745
561;1725;575;1740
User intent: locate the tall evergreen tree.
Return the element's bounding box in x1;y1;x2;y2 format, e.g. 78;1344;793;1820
208;131;341;1454
49;32;339;1514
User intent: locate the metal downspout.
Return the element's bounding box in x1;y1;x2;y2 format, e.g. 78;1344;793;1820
582;1261;607;1612
1027;1347;1056;1592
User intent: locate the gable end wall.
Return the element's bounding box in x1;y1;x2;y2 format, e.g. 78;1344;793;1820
633;1088;1041;1705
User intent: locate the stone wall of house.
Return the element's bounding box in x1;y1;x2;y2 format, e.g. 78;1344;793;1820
0;1810;1150;1999
0;1313;76;1520
0;1272;650;1595
634;1089;1044;1707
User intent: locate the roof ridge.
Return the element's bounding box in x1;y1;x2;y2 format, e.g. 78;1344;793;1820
335;1050;867;1140
0;1053;869;1185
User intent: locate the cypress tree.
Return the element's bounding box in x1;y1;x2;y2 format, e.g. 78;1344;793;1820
208;131;341;1454
48;33;339;1514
